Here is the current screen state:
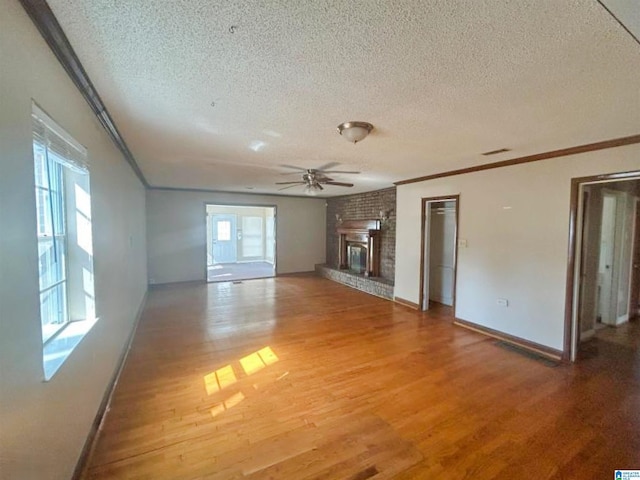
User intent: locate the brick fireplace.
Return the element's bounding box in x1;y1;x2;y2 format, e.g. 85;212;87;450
317;187;395;299
325;187;395;282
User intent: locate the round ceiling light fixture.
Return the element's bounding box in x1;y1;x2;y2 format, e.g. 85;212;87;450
337;121;374;144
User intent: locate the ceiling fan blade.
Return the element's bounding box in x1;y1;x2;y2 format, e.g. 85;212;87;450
316;183;324;190
315;161;340;171
318;170;361;174
278;184;303;191
279;164;308;172
322;181;354;187
275;181;305;185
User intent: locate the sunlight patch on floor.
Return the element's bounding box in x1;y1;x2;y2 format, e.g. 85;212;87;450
203;346;280;418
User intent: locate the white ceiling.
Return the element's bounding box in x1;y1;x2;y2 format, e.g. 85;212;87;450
47;0;640;196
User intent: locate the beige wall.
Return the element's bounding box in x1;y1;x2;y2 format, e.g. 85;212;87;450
147;190;326;284
0;1;148;478
395;144;640;351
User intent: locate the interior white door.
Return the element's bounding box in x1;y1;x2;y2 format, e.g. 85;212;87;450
598;194;617;325
421;207;432;311
429;202;456;306
615;193;635;324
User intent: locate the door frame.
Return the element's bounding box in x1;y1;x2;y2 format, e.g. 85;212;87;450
203;202;278;282
419;195;460;312
630;198;640;320
576;189;591;340
564;169;640;362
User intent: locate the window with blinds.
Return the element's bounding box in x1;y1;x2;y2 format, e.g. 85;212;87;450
32;102;96;380
242;216;264;257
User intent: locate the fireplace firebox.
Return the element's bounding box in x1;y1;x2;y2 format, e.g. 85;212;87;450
337;220;381;277
347;243;367;274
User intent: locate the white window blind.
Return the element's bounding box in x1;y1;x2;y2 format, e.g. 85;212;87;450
242;216;263;257
32;103;88;173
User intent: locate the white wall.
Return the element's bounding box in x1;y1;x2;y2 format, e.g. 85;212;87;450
147;189;326;284
395;145;640;351
0;1;148;478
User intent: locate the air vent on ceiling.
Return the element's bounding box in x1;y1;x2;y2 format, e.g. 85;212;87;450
481;148;511;156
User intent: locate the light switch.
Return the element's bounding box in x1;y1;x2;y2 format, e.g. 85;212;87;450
458;238;468;248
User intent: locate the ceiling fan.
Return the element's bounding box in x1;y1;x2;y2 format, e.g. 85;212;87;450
276;162;360;195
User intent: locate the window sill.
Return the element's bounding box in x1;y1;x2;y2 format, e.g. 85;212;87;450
43;317;97;380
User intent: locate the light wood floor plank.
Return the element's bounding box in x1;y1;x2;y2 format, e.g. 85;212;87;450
82;275;640;479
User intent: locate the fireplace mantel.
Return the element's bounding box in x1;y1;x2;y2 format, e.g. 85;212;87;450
337;219;381;277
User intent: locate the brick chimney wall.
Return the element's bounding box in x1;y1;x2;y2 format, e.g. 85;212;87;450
326;187;396;283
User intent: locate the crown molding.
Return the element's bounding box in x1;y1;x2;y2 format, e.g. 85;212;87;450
395;134;640;186
19;0;149;187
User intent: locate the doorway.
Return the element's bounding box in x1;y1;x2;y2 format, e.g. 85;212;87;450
205;204;276;282
420;196;459;312
569;176;640;360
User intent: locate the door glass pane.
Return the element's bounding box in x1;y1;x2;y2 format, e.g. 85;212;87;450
217;221;231;241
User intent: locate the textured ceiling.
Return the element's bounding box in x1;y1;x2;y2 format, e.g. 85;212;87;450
47;0;640;196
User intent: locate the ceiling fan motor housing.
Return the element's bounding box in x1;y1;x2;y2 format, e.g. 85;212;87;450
303;171;329;186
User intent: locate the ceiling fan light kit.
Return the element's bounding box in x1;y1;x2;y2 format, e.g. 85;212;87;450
304;184;321;196
337;121;374;144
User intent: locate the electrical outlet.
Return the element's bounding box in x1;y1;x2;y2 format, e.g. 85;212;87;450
458;238;468;248
497;298;509;307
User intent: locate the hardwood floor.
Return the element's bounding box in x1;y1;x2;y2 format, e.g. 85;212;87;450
82;275;640;479
592;319;640;349
207;262;275;283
